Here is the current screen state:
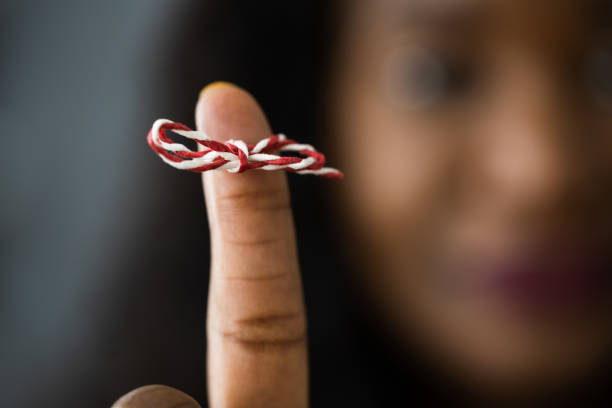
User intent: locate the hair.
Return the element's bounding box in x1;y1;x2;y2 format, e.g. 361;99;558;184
142;2;612;405
153;2;394;405
159;2;440;404
154;3;437;405
165;0;338;144
163;0;346;262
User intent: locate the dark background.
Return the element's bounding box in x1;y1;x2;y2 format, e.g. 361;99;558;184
0;1;383;406
6;2;612;407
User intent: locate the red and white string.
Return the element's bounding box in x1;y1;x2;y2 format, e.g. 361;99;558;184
147;119;343;179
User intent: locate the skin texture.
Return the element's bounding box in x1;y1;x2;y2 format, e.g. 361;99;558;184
116;83;308;408
329;0;612;395
115;0;612;405
198;84;308;408
111;385;201;408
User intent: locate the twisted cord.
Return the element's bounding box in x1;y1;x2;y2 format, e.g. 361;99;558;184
147;119;343;179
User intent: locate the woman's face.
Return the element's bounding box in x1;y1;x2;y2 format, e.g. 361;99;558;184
331;0;612;392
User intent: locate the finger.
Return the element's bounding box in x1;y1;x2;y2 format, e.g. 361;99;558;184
111;385;201;408
197;82;308;408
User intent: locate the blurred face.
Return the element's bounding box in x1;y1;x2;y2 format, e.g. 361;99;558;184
330;0;612;393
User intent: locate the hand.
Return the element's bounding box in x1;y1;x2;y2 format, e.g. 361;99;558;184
113;82;308;408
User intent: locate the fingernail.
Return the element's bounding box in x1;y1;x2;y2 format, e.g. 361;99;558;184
199;81;234;99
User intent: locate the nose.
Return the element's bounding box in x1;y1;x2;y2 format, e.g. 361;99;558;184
472;59;580;219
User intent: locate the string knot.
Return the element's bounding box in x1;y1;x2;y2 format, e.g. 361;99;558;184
147;119;343;179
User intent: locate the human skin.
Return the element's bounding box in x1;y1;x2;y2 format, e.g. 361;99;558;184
115;84;308;408
114;0;612;406
329;0;612;396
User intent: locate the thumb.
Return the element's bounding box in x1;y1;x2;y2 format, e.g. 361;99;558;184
111;385;201;408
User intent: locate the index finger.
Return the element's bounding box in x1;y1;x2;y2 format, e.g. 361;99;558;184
197;82;308;408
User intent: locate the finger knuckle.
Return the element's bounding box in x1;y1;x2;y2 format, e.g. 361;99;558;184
216;188;291;215
213;188;294;247
218;312;307;351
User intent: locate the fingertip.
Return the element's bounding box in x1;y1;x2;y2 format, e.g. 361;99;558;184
195;81;271;144
198;80;234;99
195;81;289;235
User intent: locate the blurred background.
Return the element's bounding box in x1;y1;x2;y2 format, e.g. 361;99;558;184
1;1;350;406
3;1;612;407
1;1;208;406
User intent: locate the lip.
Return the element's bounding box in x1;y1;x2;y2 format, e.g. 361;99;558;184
470;245;612;315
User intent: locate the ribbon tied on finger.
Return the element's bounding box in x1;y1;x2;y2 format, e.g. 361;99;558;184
147;119;343;179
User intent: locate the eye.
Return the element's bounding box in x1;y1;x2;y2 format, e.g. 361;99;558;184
585;45;612;107
385;47;476;110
